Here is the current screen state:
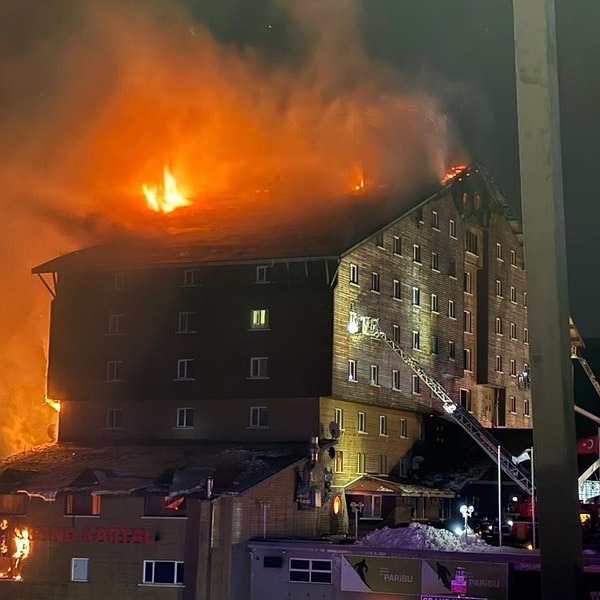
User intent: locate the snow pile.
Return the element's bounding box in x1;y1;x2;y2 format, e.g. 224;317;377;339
357;523;498;553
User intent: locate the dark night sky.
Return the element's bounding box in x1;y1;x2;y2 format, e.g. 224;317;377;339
185;0;600;338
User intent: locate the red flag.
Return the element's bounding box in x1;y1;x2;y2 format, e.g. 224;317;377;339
577;435;599;454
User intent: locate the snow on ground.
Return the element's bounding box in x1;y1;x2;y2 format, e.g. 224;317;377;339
356;523;521;553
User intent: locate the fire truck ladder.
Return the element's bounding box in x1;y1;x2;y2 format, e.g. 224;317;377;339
351;313;533;493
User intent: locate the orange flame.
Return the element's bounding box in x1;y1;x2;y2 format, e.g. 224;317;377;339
142;167;190;214
442;164;467;185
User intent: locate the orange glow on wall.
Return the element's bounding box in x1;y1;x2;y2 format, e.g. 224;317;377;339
333;495;342;515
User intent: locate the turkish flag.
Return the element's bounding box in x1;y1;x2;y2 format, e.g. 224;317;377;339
577;435;599;455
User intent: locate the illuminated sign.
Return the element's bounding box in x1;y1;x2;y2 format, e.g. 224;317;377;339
32;527;155;545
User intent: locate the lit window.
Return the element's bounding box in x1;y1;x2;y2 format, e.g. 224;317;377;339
255;265;271;283
510;322;517;340
71;558;89;583
105;361;124;382
432;210;439;229
431;293;439;313
357;453;366;474
334;450;344;473
413;244;421;263
431;252;439;271
371;271;380;292
175;358;195;381
107;314;124;335
177;311;195;333
510;286;517;303
449;219;457;238
495;317;503;335
393;236;402;255
379;415;388;436
496;279;503;297
143;560;184;586
0;495;26;515
464;348;472;371
496;243;503;260
393;280;401;300
510;396;517;413
66;494;101;516
399;418;408;439
370;365;379;386
289;559;332;584
460;389;472;412
349;263;359;285
249;357;269;379
495;355;503;372
106;408;123;429
464;310;472;333
392;370;400;390
464;272;472;294
448;300;456;319
183;269;200;287
412;287;421;306
412;331;420;350
250;309;269;330
176;407;194;428
144;496;186;517
448;340;456;360
375;232;384;247
430;335;439;355
357;411;366;433
348;359;357;381
511;250;517;267
334;408;344;429
411;375;420;394
250;406;268;427
114;272;126;290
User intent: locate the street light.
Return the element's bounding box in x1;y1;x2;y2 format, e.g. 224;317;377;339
459;504;474;543
350;502;364;539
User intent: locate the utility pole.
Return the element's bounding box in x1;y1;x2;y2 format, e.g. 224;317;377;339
512;1;584;598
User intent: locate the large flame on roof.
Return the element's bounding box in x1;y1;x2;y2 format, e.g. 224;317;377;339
142;167;189;214
442;164;468;185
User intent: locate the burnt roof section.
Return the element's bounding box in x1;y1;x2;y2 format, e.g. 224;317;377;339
0;442;307;501
32;164;521;274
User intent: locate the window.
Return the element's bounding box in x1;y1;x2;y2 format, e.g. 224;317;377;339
0;495;26;514
250;406;268;428
464;348;472;371
255;265;271;283
334;450;344;473
460;389;472;412
249;357;269;379
375;232;384;247
432;210;439;229
464;272;472;294
431;293;439;313
510;249;517;267
510;322;517;340
393;279;401;300
177;311;195;333
114;272;126;290
370;365;379;386
371;271;380;292
495;317;503;335
183;269;200;287
430;335;439;355
392;324;400;344
413;244;421;263
107;314;124;335
510;396;517;413
398;457;409;478
176;407;194;428
524;291;528;307
464;310;472;333
495;355;503;372
143;560;184;586
448;340;456;360
416;207;424;222
524;398;531;417
144;495;186;517
431;252;439;271
250;308;269;330
495;279;503;297
411;375;420;394
289;559;332;584
400;418;408;438
393;235;402;255
412;330;420;350
349;263;359;285
466;230;478;255
524;328;529;343
357;412;366;433
348;359;357;381
510;286;517;303
448;259;457;278
106;408;123;429
334;408;344;430
448;300;456;319
105;361;123;382
176;358;195;381
510;359;517;376
71;558;89;583
449;219;457;238
496;243;503;260
392;370;400;390
378;455;388;475
379;415;388;436
66;494;100;516
412;287;421;306
357;453;366;474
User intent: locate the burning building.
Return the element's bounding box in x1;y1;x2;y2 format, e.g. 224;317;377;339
0;163;531;598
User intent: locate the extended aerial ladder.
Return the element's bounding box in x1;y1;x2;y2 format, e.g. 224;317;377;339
348;312;534;493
